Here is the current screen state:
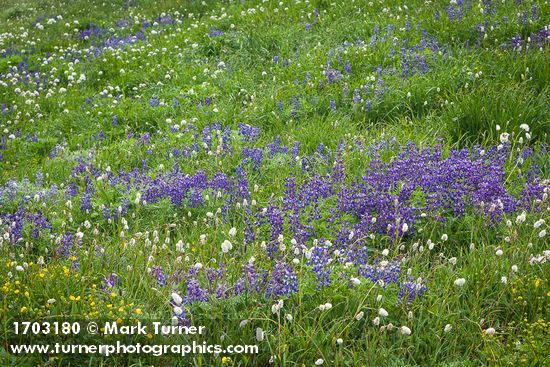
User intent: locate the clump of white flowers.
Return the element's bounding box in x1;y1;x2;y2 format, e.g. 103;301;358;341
221;240;233;253
454;278;466;287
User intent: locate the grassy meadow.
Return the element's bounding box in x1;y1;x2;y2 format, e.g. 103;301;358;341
0;0;549;365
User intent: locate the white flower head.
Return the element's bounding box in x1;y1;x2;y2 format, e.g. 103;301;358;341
454;278;466;287
221;240;233;253
255;327;264;341
534;219;544;229
271;300;284;314
519;123;529;132
516;211;526;225
239;320;249;328
499;132;509;144
379;308;389;317
171;292;183;305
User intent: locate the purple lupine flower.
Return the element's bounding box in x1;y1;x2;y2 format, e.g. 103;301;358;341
149;97;160;107
291;141;300;159
209;27;223;37
234;278;245;295
242;146;263;171
446;1;466;20
80;178;94;213
182;267;209;303
344;62;352;74
103;273;120;289
326;68;342;83
222;126;232;153
152;266;168;286
360;259;401;286
398;277;427;304
265;261;299;297
238;123;261;143
308;245;332;288
57;232;75;259
353;89;361;104
157;14;174;25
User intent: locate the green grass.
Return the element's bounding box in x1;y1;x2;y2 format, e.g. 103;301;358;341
0;0;549;366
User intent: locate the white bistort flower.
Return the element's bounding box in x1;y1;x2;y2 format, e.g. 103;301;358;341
255;327;264;341
350;277;361;285
171;292;183;305
454;278;466;286
519;123;530;132
271;300;284;314
499;132;510;144
516;211;526;225
239;320;249;328
221;240;233;253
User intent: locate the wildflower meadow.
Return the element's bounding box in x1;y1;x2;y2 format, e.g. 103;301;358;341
0;0;549;365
